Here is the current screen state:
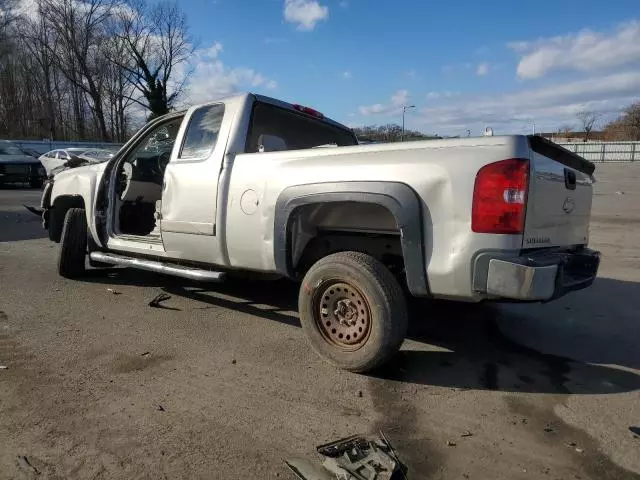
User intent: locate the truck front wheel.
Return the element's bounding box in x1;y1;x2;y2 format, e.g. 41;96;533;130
58;208;87;278
298;251;408;372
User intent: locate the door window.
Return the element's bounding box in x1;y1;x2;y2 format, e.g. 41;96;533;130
122;117;183;182
179;104;225;160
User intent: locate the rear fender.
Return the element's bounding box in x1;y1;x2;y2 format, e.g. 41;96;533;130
273;182;429;296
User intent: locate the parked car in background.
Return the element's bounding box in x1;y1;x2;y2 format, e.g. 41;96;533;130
0;140;45;188
39;148;117;176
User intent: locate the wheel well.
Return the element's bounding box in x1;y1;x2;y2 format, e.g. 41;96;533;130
50;195;85;242
289;201;405;282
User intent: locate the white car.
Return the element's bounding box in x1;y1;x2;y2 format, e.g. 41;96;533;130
40;93;600;372
39;148;117;176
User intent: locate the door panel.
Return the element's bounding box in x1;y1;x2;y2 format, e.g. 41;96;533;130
160;103;228;262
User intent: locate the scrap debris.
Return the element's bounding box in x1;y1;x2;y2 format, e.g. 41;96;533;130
17;455;40;475
107;288;121;295
148;292;180;310
23;205;44;217
286;432;406;480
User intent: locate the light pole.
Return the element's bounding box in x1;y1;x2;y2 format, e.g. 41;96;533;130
401;105;415;141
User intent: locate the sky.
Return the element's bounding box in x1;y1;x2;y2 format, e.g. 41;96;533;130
177;0;640;136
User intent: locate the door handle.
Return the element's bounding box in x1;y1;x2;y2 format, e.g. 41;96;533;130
564;168;576;190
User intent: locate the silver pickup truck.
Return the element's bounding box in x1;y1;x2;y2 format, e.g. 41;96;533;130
40;93;600;372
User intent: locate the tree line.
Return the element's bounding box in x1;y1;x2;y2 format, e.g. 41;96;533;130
352;124;439;143
603;103;640;141
0;0;192;142
554;104;640;142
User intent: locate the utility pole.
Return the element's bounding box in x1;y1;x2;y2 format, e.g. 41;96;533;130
401;105;415;141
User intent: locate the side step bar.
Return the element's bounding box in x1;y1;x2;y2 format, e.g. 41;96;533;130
89;252;226;282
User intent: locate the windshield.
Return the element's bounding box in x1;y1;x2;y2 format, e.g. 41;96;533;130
81;150;114;162
0;143;26;155
245;101;357;153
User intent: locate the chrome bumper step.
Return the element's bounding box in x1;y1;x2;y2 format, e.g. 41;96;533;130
89;252;226;282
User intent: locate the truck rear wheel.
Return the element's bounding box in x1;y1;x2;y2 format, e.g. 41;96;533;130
298;251;408;372
58;208;87;278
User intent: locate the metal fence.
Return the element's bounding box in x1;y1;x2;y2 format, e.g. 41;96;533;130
556;141;640;162
12;139;123;156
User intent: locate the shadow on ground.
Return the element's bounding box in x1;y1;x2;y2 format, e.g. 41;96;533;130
81;268;640;395
0;210;47;242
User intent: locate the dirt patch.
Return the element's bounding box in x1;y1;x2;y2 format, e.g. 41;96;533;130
507;397;640;480
111;353;174;374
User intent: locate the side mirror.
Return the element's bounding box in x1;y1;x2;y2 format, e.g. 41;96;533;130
65;155;87;168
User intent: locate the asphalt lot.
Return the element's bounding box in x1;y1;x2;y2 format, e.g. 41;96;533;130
1;165;639;480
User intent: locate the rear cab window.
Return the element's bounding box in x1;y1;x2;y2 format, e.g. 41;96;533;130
245;101;357;153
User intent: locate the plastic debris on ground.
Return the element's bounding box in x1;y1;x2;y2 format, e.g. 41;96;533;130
285;431;407;480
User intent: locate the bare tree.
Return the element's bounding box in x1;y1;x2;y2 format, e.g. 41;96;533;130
0;0;18;57
101;35;136;141
0;0;192;141
110;0;192;119
604;103;640;141
0;0;17;35
37;0;121;140
556;124;573;137
577;111;600;142
353;124;435;143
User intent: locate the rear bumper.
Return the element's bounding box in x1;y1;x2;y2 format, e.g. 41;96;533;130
476;248;600;301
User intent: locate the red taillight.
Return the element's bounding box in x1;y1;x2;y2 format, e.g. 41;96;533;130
293;104;324;118
472;158;529;234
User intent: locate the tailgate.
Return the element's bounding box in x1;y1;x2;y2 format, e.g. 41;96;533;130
523;136;595;248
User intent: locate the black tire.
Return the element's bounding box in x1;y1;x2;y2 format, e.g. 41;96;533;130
58;208;87;278
298;251;408;372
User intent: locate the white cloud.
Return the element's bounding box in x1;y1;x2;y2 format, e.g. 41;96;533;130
406;69;417;79
476;62;490;76
342;71;352;79
415;70;640;135
510;21;640;79
359;89;410;116
427;91;458;100
284;0;329;31
391;89;409;105
181;42;277;105
339;1;348;7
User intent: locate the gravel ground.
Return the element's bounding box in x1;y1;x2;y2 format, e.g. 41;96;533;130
1;165;639;480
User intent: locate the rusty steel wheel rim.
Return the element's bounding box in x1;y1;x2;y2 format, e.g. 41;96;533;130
314;281;371;350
